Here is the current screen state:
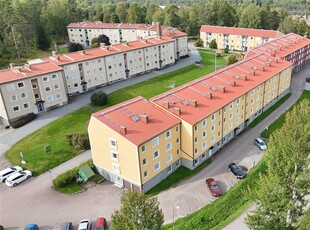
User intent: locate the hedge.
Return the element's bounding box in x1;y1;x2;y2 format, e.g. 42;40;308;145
10;113;37;128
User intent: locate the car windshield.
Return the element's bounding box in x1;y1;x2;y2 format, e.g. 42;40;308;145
233;165;241;172
211;184;218;189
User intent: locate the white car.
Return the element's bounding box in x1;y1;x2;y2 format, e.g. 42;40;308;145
0;166;23;182
5;170;32;187
78;219;90;230
254;137;267;150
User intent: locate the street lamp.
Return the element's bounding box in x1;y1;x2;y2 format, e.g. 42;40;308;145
172;204;180;230
47;170;53;189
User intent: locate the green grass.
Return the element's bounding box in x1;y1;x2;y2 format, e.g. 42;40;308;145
54;181;84;194
297;208;310;229
162;161;267;230
5;107;93;176
5;50;227;176
146;159;212;197
248;93;292;128
261;90;310;138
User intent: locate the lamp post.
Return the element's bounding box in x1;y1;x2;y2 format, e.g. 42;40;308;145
215;52;217;71
47;170;53;189
172;204;180;230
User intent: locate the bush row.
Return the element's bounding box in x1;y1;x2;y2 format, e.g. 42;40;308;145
10;113;37;128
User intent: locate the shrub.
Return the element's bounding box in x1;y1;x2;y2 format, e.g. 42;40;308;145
67;42;84;52
90;90;108;106
223;47;229;53
10;113;37;128
209;39;217;49
44;144;51;154
66;133;90;150
227;55;239;65
194;38;204;47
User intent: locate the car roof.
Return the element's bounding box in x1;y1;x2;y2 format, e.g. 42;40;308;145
60;222;72;230
0;168;14;175
6;172;22;180
255;137;263;142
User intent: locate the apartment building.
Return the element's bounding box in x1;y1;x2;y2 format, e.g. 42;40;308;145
150;53;292;170
88;96;181;192
245;33;310;73
67;21;188;59
46;36;175;95
0;60;68;126
200;25;284;51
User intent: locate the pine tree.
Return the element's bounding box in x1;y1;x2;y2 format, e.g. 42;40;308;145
36;26;50;50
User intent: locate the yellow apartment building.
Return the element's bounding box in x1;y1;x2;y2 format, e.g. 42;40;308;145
200;25;284;51
88;96;181;192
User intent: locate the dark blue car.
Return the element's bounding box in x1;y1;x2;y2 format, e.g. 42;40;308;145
24;224;39;230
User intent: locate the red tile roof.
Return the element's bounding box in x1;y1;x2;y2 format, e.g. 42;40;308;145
0;61;62;84
244;33;310;59
200;25;281;38
91;96;181;146
45;36;175;66
163;29;188;38
151;53;292;125
67;21;169;31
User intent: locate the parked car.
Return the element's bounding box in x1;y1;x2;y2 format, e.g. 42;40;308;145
78;219;90;230
94;217;107;230
0;166;23;182
59;222;73;230
205;178;222;197
254;137;267;150
5;170;32;187
228;162;246;179
24;224;38;230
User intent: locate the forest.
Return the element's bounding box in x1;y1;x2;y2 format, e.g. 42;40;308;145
0;0;310;68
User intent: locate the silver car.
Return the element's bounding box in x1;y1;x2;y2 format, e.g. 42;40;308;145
254;137;267;150
5;170;32;187
0;166;23;182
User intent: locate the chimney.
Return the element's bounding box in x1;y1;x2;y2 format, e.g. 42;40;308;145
79;50;85;55
274;57;279;63
156;22;162;37
239;74;247;81
205;92;212;99
52;51;57;56
140;114;149;124
174;107;181;115
271;49;276;54
229;80;236;87
120;126;127;135
9;63;15;69
265;62;271;67
259;66;265;71
217;86;226;93
163;101;170;109
99;43;106;48
250;69;256;75
190;99;197;107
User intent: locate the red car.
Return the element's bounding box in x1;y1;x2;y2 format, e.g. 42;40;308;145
94;217;107;230
205;178;222;197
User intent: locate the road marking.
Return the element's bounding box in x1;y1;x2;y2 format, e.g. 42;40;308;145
195;191;203;208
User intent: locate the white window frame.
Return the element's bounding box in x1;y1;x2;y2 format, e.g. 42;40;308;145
51;74;58;80
143;158;147;166
202;119;207;127
152;137;159;147
166;154;172;163
43;76;49;82
166;142;172;152
47;95;53;102
176;159;180;167
23;102;30;109
165;130;171;139
141;145;146;153
17;81;25;88
54;83;60;90
202;142;207;149
154;162;160;171
211;135;215;143
211;114;215;121
45;86;51;92
11;95;17;102
12;105;20;112
112;163;120;174
167;165;172;174
144;171;148;178
55;93;62;100
7;84;15;92
153;150;159;159
109;138;117;149
111;152;118;161
202;131;206;138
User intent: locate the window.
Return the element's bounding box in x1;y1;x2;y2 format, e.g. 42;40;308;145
143;158;147;165
11;95;17;101
229;103;233;109
17;82;24;88
211;135;215;143
194;137;198;143
166;143;172;151
229;113;233;119
51;74;57;80
45;87;51;92
144;171;148;178
236;109;239;115
202;142;206;149
13;105;19;112
194;148;198;154
85;62;89;66
229;123;233;129
47;95;53;102
23;102;30;109
177;149;180;155
237;98;240;104
152;137;159;147
54;84;59;90
43;76;49;82
176;159;180;167
55;93;62;99
176;138;180;144
194;159;199;165
211;114;215;121
7;84;15;92
141;145;146;152
154;162;160;171
202;119;207;127
32;83;37;89
194;125;197;131
202;153;206;159
112;152;118;161
74;83;78;87
167;165;172;173
153;150;159;159
35;94;40;99
109;138;117;149
166;154;172;163
211;125;215;132
20;92;27;99
166;130;171;139
112;163;120;173
99;67;103;72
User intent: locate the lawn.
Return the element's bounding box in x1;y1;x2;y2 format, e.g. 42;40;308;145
5;50;227;176
261;90;310;138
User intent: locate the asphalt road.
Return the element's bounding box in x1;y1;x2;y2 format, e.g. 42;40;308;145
0;52;309;229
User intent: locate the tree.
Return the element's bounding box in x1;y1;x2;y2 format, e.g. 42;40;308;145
91;37;98;48
239;4;262;29
90;90;108;106
36;25;50;50
278;16;299;34
152;8;165;25
227;55;238;65
111;190;164;230
115;1;128;23
97;34;111;46
110;13;120;23
246;100;310;229
67;42;84;52
297;20;309;36
194;38;203;47
145;2;159;24
209;39;217;49
127;2;145;23
164;4;181;28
